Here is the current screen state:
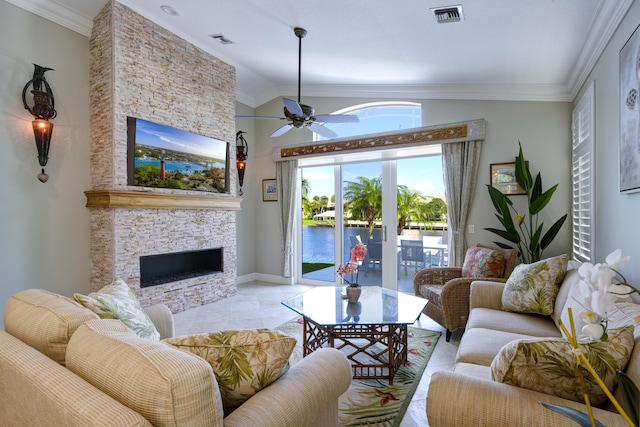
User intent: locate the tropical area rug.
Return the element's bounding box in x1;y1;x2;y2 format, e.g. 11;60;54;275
276;317;441;427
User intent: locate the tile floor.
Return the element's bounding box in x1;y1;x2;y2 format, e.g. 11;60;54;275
173;281;462;426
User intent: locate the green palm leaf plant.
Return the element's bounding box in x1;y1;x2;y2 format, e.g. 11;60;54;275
485;142;568;264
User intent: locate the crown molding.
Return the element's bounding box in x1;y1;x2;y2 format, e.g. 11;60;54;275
567;0;633;100
5;0;93;36
10;0;631;106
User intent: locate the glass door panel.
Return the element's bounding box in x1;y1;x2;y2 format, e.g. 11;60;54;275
396;156;448;292
301;166;336;282
342;162;383;287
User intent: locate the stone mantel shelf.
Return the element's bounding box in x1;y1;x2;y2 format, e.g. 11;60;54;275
85;190;242;210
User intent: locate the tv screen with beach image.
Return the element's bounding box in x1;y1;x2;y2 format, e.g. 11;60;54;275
127;117;228;193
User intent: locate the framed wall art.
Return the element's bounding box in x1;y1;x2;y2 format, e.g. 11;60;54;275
620;23;640;193
490;162;527;196
262;179;278;201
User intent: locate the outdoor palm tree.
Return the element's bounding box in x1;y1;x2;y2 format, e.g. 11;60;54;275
396;185;423;235
344;176;382;237
416;197;447;230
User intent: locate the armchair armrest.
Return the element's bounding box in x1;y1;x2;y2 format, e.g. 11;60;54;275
413;267;462;295
224;348;352;427
469;280;507;310
143;304;174;339
427;371;627;427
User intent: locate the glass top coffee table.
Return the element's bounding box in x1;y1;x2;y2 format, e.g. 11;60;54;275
282;286;427;383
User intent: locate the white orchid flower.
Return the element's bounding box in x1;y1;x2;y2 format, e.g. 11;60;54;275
589;289;617;318
579;309;602;325
605;249;630;270
582;323;606;340
578;262;597;283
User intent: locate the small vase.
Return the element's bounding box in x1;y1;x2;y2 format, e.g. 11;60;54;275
346;285;362;303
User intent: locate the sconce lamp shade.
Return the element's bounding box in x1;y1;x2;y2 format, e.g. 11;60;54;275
236;131;249;196
21;64;57;182
33;119;53;167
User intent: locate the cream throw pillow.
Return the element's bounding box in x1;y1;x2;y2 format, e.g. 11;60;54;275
502;254;569;315
164;328;296;414
491;325;635;405
74;278;160;340
67;319;224;426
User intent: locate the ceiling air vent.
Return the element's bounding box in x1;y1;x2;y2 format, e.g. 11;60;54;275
431;5;464;23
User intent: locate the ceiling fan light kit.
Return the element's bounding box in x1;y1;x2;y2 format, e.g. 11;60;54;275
236;27;359;138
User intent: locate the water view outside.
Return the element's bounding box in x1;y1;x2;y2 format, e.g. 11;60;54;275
302;225;447;264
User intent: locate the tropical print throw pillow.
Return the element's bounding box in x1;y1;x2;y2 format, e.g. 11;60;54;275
461;247;506;278
74;278;160;340
163;328;296;414
501;254;569;315
491;325;635;405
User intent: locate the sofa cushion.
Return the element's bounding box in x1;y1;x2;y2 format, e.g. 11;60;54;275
467;308;561;338
550;267;582;327
490;325;635;406
4;289;98;366
66;319;224;426
456;328;535;366
163;329;296;414
462;247;506;278
74;279;160;340
502;254;569;315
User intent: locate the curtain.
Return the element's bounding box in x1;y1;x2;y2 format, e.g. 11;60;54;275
276;160;299;277
442;140;482;267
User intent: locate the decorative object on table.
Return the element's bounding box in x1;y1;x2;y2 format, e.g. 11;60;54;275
337;241;367;302
262;178;277;201
344;302;361;323
539;249;640;426
489;161;527;195
275;316;440;427
485;142;568;263
21;64;57;183
620;22;640;194
235;131;248;196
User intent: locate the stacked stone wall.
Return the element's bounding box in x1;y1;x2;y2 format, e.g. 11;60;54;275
88;1;237;311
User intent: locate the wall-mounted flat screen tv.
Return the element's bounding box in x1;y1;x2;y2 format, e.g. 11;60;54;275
127;117;228;193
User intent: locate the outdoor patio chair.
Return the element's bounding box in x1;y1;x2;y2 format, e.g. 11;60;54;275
398;239;430;278
364;238;382;274
413;244;517;341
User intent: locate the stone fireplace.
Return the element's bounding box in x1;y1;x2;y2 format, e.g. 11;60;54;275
85;1;240;312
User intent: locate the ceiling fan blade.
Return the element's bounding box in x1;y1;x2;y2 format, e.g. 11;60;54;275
235;115;286;120
313;114;360;124
283;98;303;116
308;122;338;139
270;123;294;137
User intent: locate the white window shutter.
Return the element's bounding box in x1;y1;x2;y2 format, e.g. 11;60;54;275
571;81;595;263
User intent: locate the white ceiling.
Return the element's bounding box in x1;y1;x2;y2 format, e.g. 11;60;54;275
7;0;633;107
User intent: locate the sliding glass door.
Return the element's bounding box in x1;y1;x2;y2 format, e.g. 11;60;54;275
299;148;447;292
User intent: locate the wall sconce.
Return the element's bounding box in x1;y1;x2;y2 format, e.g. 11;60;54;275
21;64;57;183
236;131;248;196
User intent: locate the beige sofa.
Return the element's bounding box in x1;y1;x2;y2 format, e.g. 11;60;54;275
427;263;640;426
0;289;352;427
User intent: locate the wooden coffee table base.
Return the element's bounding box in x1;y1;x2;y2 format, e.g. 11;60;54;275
302;317;408;384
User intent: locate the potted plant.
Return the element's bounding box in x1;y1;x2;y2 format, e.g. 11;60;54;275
485;142;567;264
337;241;367;302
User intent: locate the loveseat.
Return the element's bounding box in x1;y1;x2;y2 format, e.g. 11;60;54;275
0;289;352;426
426;260;640;426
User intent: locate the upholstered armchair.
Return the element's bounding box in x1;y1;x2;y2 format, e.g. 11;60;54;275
413;244;518;341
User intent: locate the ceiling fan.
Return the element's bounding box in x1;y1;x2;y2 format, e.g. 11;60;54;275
236;27;359;138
